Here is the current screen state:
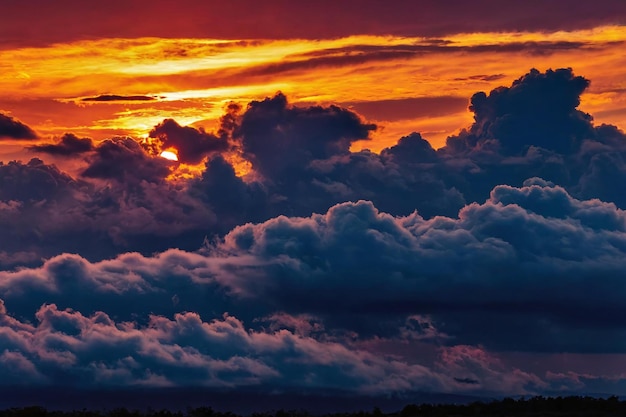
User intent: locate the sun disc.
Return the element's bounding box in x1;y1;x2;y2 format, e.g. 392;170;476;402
160;150;178;161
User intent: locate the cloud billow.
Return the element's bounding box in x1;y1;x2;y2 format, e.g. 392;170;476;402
446;68;593;155
238;92;377;180
3;67;626;273
0;181;625;392
1;68;626;396
2;182;626;351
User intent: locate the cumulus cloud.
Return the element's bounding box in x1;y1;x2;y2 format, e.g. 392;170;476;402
0;300;449;392
0;156;215;264
2;182;626;354
208;183;626;347
82;137;172;183
1;68;626;397
149;119;229;164
0;157;79;202
7;68;626;265
446;68;593;155
237;92;376;180
0;297;606;396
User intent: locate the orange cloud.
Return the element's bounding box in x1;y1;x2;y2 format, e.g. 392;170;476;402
0;26;625;157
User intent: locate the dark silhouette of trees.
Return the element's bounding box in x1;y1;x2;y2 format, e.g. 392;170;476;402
0;396;624;417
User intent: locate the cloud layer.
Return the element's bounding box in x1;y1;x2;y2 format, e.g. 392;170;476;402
2;68;626;397
2;1;625;46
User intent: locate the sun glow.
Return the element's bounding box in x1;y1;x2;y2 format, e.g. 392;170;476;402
160;150;178;161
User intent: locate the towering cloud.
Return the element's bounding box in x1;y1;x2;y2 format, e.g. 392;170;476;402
238;92;376;180
446;68;593;155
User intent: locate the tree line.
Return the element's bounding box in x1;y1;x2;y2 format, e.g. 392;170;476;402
0;396;624;417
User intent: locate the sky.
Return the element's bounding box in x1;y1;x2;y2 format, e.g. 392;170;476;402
1;0;626;410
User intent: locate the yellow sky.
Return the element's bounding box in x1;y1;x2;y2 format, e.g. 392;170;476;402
1;25;625;155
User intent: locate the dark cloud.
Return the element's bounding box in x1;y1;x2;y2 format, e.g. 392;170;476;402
432;68;626;212
0;183;625;395
3;182;626;353
454;377;480;385
446;68;593;155
2;67;625;264
149;119;229;164
0;113;37;139
208;186;626;349
454;74;506;82
3;67;626;398
0;300;458;393
82;137;171;183
192;155;269;231
1;77;626;403
28;133;94;156
238;92;376;179
0;157;78;202
189;68;626;227
0;155;215;265
81;94;156;102
197;94;464;219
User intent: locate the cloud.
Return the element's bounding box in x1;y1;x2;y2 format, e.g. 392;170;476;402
0;156;216;265
2;181;626;354
0;297;603;396
241;42;590;79
238;92;376;180
427;68;626;213
0;158;79;202
28;133;94;156
4;68;626;268
81;94;156;102
149;119;229;164
454;74;507;82
208;183;626;346
1;1;626;47
0;300;449;392
446;68;593;155
0;113;37;139
82;137;171;183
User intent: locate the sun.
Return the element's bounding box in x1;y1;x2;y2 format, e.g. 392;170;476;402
160;150;179;161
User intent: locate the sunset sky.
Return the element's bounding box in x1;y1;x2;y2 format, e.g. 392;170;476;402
1;1;626;411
